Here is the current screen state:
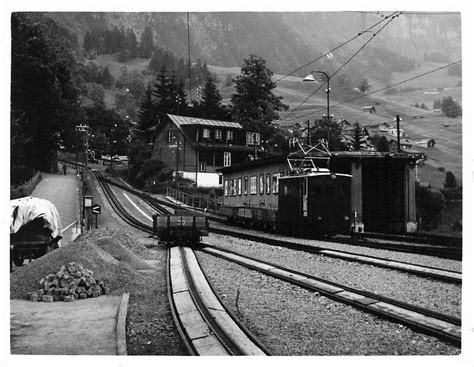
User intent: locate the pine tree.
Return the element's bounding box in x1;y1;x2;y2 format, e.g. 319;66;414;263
152;66;171;118
200;76;223;119
139;26;154;58
101;66;114;88
231;54;288;141
125;28;137;59
378;136;390;152
83;30;93;52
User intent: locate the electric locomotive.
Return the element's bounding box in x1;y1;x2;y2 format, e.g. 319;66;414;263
277;170;352;237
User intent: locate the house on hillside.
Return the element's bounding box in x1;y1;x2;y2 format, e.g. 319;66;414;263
151;114;261;187
340;124;376;151
362;105;376;114
387;137;412;151
388;127;407;138
415;139;436;148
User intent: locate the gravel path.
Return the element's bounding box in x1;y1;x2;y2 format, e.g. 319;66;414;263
204;234;462;319
196;252;460;356
211;223;462;272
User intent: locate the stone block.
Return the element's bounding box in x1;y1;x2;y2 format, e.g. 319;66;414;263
63;295;74;302
79;293;88;300
42;295;54;302
29;293;38;302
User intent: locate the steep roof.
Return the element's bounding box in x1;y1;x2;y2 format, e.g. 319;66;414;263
167;114;243;129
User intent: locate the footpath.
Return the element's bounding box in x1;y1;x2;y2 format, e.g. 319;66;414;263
10;169;128;356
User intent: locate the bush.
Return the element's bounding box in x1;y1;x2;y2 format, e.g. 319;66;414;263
11;165;36;186
416;183;444;230
141;159;164;180
442;186;462;201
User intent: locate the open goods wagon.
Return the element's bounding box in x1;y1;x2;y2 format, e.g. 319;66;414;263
10;197;62;267
153;211;209;247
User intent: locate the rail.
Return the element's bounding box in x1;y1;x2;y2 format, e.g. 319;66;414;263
167;187;222;212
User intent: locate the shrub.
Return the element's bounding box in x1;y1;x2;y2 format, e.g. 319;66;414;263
416;183;444;230
11;165;36;186
442;186;462;201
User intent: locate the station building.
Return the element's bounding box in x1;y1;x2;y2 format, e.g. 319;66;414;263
151;114;261;187
217;150;425;233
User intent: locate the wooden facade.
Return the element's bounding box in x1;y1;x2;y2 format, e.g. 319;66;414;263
151;114;259;186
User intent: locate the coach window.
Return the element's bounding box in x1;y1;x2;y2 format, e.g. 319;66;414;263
203;128;211;139
215;129;222;140
226;130;234;142
244;176;248;195
224;180;229;196
238;178;242;196
250;176;257;195
266;174;271;194
272;173;280;194
232;178;237;196
259;174;264;195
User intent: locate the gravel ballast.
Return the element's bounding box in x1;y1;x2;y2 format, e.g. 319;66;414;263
211;223;462;272
196;252;460;356
204;234;462;319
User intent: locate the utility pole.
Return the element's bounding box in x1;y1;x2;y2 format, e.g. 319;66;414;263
396;114;401;153
75;124;89;182
187;12;192;104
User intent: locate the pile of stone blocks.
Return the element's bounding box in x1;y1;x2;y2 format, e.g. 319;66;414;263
29;262;110;302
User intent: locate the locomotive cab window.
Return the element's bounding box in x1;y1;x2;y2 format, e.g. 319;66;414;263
259;174;265;195
266;174;271;194
224;180;229;196
272;173;280;194
238;178;242;196
244;176;248;195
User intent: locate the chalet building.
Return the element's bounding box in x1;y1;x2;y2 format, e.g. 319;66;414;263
388;127;407;138
151;114;260;187
362;106;376;114
415;139;436;148
388;138;412;151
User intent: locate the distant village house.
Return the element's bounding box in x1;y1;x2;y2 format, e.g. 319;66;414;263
362;106;376;114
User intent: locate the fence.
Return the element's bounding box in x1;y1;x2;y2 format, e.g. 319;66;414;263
166;187;222;212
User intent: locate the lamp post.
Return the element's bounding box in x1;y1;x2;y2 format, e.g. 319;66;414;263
75;124;89;182
303;70;331;148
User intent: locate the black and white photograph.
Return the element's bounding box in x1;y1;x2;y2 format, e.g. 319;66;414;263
4;1;472;366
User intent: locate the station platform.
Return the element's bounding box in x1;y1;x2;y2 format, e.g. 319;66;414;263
10;293;129;355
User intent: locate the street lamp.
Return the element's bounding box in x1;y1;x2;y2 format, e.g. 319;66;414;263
304;70;331;148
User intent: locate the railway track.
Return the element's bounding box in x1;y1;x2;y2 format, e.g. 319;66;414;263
99;176;461;282
168;245;268;355
95;171;267;355
103;178;462;260
199;244;461;347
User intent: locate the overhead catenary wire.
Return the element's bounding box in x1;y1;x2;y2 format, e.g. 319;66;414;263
284;59;462;123
281;11;403;123
274;11;401;83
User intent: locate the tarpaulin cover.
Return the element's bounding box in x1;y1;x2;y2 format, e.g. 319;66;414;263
10;196;63;239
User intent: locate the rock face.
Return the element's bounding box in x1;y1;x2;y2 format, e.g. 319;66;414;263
48;12;461;74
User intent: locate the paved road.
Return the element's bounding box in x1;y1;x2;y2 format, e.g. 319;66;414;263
32;171;79;242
